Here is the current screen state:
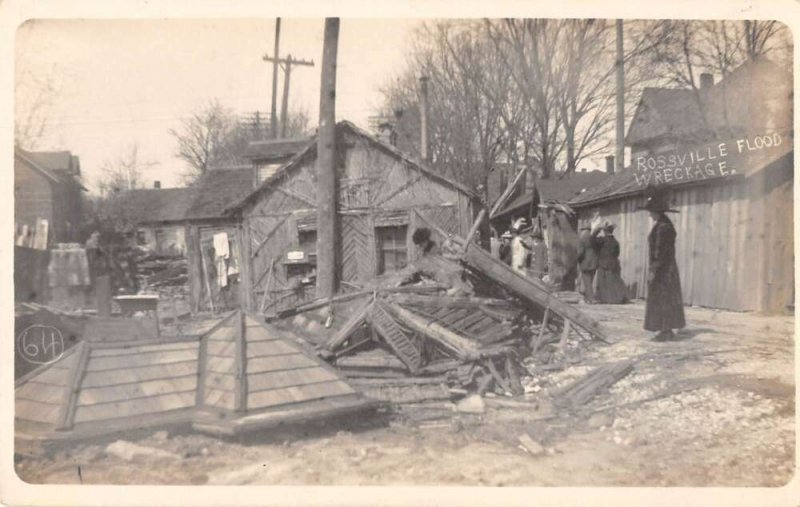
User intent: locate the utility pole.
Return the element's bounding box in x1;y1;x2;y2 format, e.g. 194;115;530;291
419;75;430;162
316;18;340;300
269;18;281;139
615;19;625;172
278;55;314;138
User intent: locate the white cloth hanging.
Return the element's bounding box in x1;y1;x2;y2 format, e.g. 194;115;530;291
213;232;230;259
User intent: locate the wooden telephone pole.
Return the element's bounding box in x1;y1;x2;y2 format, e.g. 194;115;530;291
316;18;340;299
263;20;315;139
269;18;281;139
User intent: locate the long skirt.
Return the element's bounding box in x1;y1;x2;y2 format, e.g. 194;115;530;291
644;261;686;331
594;267;629;304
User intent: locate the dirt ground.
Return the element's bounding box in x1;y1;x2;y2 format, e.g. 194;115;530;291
15;301;796;487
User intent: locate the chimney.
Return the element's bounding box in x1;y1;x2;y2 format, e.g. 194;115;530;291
700;72;714;91
605;155;615;175
419;75;430;162
153;181;161;189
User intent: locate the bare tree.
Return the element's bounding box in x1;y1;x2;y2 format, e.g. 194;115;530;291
14;67;61;150
95;144;157;196
171;100;311;183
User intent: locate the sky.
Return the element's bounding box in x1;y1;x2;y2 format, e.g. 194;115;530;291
15;18;422;192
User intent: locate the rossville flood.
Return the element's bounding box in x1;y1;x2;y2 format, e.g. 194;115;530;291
633;133;784;187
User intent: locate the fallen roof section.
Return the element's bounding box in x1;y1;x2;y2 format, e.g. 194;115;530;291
15;311;380;441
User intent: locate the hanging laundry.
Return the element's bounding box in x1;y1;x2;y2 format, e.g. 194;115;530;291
213;232;230;259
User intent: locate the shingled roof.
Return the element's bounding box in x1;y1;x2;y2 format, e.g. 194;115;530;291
626;58;792;146
183;167;255;221
113;187;194;225
15;147;87;190
244;137;313;161
493;170;611;219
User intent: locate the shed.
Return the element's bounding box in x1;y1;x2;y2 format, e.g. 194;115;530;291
226;121;477;315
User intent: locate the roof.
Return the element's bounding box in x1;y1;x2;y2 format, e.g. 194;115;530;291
15;311;378;440
183;168;254;220
626;58;793;146
114;187;194;224
14;147;88;191
493;170;611;218
244;137;313;161
227;121;476;213
569;143;793;208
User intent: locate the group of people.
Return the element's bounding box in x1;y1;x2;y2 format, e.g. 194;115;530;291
494;218;549;280
576;219;629;305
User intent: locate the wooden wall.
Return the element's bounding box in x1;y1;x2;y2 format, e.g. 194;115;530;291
242;129;473;313
15;159;54;240
575;153;793;313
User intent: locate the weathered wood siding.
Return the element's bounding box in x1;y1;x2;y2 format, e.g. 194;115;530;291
186;222;243;313
243;129;473;312
575;153;793;313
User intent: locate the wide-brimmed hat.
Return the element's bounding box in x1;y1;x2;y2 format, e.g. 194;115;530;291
638;185;678;213
501;231;512;239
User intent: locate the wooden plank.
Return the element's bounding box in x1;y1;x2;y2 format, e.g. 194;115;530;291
16;381;66;405
78;376;197;405
207;340;238;357
462;244;608;341
532;306;551;352
16;399;62;424
186;225;202;313
235;312;246;412
369;302;422;372
81;362;199;388
238;223;254;312
247;380;354;409
55;341;90;431
84;349;199;372
325;298;374;351
247;353;318;374
90;341;199;357
247;367;339;393
386;303;481;359
205;371;236;391
73;392;196;423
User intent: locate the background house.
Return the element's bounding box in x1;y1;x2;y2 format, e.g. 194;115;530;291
227;121;477;314
569;59;794;314
15;147;86;246
112;186;193;255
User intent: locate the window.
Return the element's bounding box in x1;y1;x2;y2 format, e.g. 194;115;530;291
136;230;147;246
298;230;317;264
376;225;408;274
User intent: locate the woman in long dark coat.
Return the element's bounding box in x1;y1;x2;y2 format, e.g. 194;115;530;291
593;222;629;304
642;194;686;340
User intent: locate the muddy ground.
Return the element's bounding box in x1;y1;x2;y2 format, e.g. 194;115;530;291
15;301;796;487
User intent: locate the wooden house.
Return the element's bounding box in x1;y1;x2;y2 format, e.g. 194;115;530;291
225;121;477;314
15;147;86;245
113;186;194;255
569;59;794;313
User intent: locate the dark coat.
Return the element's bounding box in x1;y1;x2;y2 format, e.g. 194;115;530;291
597;235;621;271
594;235;628;304
577;232;598;272
644;214;686;331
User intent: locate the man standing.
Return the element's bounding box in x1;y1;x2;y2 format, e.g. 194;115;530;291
640;190;686;340
577;225;599;303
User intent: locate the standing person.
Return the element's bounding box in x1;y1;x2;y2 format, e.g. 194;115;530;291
577;225;599;303
640;190;686;340
529;227;548;280
499;231;512;265
593;221;629;304
510;218;530;275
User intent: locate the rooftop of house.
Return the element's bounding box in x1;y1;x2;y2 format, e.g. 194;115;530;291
113;187;195;225
626;58;793;146
244;137;313;161
15;147;87;190
492;170;611;219
183;167;255;221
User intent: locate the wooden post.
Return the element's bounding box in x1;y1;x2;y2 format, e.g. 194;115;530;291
238;223;253;312
531;306;551;352
316;18;340;300
95;275;111;317
55;341;90;431
419;75;430;161
186;225;202;314
234;311;247;412
270;18;281;139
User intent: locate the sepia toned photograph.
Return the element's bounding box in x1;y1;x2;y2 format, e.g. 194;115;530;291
6;5;796;499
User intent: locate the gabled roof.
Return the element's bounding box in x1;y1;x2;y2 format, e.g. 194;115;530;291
626;58;793;146
115;187;194;224
14;147;88;191
184;168;254;221
226;121;476;214
493;170;611;218
244;137;313;161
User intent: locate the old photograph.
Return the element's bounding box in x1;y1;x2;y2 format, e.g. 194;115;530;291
7;8;796;498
